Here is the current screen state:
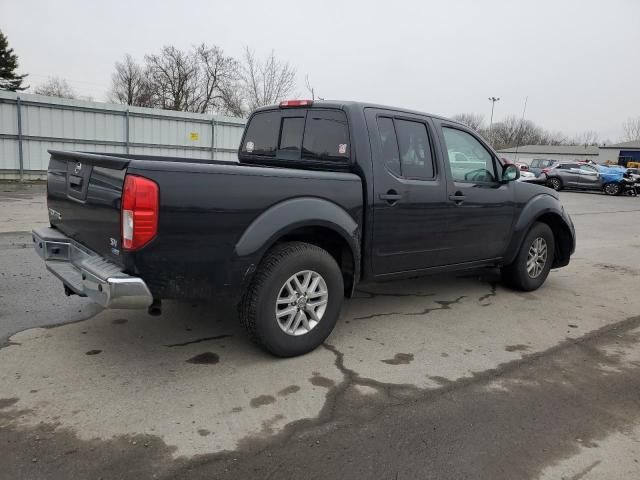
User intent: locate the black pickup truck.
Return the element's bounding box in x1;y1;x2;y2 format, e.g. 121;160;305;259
33;100;575;356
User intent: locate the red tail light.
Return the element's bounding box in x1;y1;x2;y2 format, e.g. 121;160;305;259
121;175;158;251
279;99;313;108
541;168;550;174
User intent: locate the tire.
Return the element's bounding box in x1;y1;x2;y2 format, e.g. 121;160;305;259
502;222;555;291
239;241;344;357
547;177;562;191
603;183;621;196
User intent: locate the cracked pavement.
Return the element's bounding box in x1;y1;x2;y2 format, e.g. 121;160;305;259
1;184;640;479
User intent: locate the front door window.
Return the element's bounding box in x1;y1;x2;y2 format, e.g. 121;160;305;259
442;128;497;183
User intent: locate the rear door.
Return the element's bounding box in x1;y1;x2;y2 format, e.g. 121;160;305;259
365;108;451;275
556;163;581;187
435;123;515;263
575;164;601;189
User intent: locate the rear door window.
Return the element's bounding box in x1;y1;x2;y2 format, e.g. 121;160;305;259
395;119;435;179
302;110;349;162
377;117;401;176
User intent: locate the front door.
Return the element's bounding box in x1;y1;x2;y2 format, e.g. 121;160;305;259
365;108;452;275
436;123;516;263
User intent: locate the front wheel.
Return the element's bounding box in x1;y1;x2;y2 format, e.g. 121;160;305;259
239;242;344;357
502;222;555;291
603;183;621;196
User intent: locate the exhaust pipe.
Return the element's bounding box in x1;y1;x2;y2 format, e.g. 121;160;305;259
148;298;162;316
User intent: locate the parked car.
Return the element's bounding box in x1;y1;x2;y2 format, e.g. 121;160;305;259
529;159;557;177
517;170;537;182
541;162;602;192
543;163;636;196
33;100;576;357
597;164;632;196
515;162;529;171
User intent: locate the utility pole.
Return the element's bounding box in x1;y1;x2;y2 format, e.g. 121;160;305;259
488;97;500;138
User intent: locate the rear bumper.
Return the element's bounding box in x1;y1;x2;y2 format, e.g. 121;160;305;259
32;227;153;309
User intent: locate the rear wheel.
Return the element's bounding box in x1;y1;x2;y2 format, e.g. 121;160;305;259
603;183;621;196
239;242;343;357
547;177;562;191
502;222;555;291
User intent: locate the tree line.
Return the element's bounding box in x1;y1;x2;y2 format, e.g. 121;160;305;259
1;29;639;140
451;113;635;150
106;45;296;117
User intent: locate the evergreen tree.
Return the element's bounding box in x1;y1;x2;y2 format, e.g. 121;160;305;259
0;30;28;91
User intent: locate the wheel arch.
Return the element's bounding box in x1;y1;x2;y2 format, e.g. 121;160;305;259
535;212;574;268
505;194;574;268
235;197;361;297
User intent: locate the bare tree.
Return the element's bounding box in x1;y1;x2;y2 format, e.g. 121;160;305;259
489;115;556;150
217;86;245;117
140;44;242;114
192;43;240;114
34;76;77;99
571;130;600;147
240;48;296;113
451;113;485;132
144;46;199;111
107;44;296;117
539;130;569;146
622;117;640;142
109;54;153;107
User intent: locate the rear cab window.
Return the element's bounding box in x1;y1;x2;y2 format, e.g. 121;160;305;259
240;108;350;169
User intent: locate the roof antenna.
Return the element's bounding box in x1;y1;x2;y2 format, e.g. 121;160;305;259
513;96;529;163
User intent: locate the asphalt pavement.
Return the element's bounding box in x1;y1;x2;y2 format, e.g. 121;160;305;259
1;183;640;479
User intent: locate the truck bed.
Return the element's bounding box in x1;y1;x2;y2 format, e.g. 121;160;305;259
46;150;363;300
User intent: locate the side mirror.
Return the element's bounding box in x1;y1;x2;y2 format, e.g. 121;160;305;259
502;164;520;182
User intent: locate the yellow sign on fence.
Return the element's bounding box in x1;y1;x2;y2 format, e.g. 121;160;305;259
189;132;200;141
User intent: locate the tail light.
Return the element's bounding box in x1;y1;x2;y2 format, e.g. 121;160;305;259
121;175;158;251
279;99;313;108
541;168;550;174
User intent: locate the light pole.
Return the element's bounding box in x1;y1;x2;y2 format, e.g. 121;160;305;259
488;96;500;139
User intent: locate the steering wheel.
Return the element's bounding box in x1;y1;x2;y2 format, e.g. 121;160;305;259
464;168;494;182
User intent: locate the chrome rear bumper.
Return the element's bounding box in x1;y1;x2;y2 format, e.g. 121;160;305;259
32;227;153;309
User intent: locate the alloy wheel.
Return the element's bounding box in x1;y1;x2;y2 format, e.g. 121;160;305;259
275;270;328;336
526;237;548;279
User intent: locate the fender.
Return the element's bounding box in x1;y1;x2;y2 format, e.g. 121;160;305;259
503;193;573;265
234;197;361;286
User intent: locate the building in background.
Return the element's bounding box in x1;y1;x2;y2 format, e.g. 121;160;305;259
497;145;599;165
597;140;640;166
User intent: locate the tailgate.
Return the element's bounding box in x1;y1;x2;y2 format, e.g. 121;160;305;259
46;150;130;265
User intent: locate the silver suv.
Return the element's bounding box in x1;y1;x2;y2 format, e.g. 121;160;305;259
529;159;557;177
542;163;601;192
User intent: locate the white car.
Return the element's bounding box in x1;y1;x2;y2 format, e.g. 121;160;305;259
517;170;537;182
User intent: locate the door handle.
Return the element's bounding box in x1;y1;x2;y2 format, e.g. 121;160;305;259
379;190;402;204
448;192;466;204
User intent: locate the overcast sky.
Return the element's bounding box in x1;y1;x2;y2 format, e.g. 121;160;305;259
2;0;639;141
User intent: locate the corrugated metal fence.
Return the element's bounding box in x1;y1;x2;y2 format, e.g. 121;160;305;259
0;90;246;180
